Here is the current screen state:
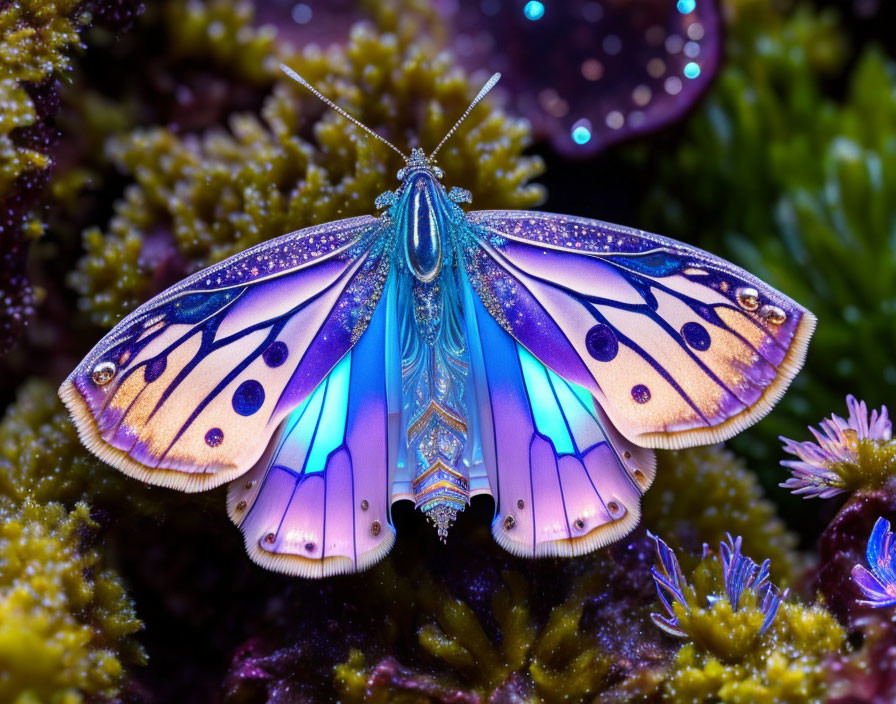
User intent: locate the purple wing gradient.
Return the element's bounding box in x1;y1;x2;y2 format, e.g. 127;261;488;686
227;299;396;577
464;285;655;557
464;210;815;449
59;216;390;492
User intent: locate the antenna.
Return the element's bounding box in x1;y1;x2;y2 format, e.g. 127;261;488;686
279;64;409;162
429;72;501;160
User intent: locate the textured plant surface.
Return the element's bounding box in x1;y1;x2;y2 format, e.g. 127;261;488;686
649;534;845;703
0;500;144;702
642;446;801;586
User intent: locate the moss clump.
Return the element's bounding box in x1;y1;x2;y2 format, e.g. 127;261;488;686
643;447;801;585
664;601;844;704
333;533;669;703
0;379;110;505
0;0;85;191
0;500;144;703
70;1;544;327
654;539;845;704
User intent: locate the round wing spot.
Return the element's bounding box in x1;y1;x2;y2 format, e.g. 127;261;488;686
631;384;651;404
262;341;288;368
205;427;224;447
504;515;516;530
681;321;711;351
371;520;382;537
585;323;619;361
144;356;167;382
232;380;265;416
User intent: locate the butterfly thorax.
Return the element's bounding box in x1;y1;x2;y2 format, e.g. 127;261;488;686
386;150;474;539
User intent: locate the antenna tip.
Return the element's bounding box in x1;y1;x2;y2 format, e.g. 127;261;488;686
279;63;303;83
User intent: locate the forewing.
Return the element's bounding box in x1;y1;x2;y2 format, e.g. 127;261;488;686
60;215;390;492
464;284;655;558
464;210;815;449
227;297;396;577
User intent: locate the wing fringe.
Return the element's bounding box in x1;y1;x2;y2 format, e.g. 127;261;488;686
59;378;247;493
636;311;817;450
491;501;642;559
225;486;396;578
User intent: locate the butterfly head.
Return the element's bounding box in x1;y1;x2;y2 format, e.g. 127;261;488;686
397;148;444;182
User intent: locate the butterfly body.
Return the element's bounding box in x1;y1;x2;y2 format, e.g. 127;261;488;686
382;152;482;535
62;125;815;577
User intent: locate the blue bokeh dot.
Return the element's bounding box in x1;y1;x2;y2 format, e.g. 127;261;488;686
684;62;701;79
523;1;545;21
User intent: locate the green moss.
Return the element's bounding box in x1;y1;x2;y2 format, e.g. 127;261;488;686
663;595;844;703
635;0;896;453
162;0;277;84
643;447;801;585
335;545;668;703
0;1;86;191
70;2;544;327
0;500;144;703
0;379;109;506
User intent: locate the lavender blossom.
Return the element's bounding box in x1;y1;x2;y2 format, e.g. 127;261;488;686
649;531;690;637
852;517;896;609
780;395;892;499
650;533;784;639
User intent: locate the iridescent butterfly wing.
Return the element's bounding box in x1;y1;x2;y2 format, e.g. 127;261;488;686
60;215;396;574
460;210;814;554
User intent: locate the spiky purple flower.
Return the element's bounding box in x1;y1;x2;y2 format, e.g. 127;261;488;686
852;517;896;609
649;533;784;638
649;531;690;637
780;395;892;499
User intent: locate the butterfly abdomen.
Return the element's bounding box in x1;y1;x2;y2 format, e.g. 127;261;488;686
399;264;471;539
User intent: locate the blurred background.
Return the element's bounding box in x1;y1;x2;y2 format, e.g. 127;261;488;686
1;1;895;702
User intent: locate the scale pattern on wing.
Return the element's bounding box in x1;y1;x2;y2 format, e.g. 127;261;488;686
464;286;655;557
59;216;390;492
463;210;815;449
227;300;395;577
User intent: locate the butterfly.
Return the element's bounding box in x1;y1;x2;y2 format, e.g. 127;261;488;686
60;68;815;577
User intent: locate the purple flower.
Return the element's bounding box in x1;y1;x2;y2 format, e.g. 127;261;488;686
649;531;690;637
649;533;784;638
852;517;896;609
780;395;892;499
